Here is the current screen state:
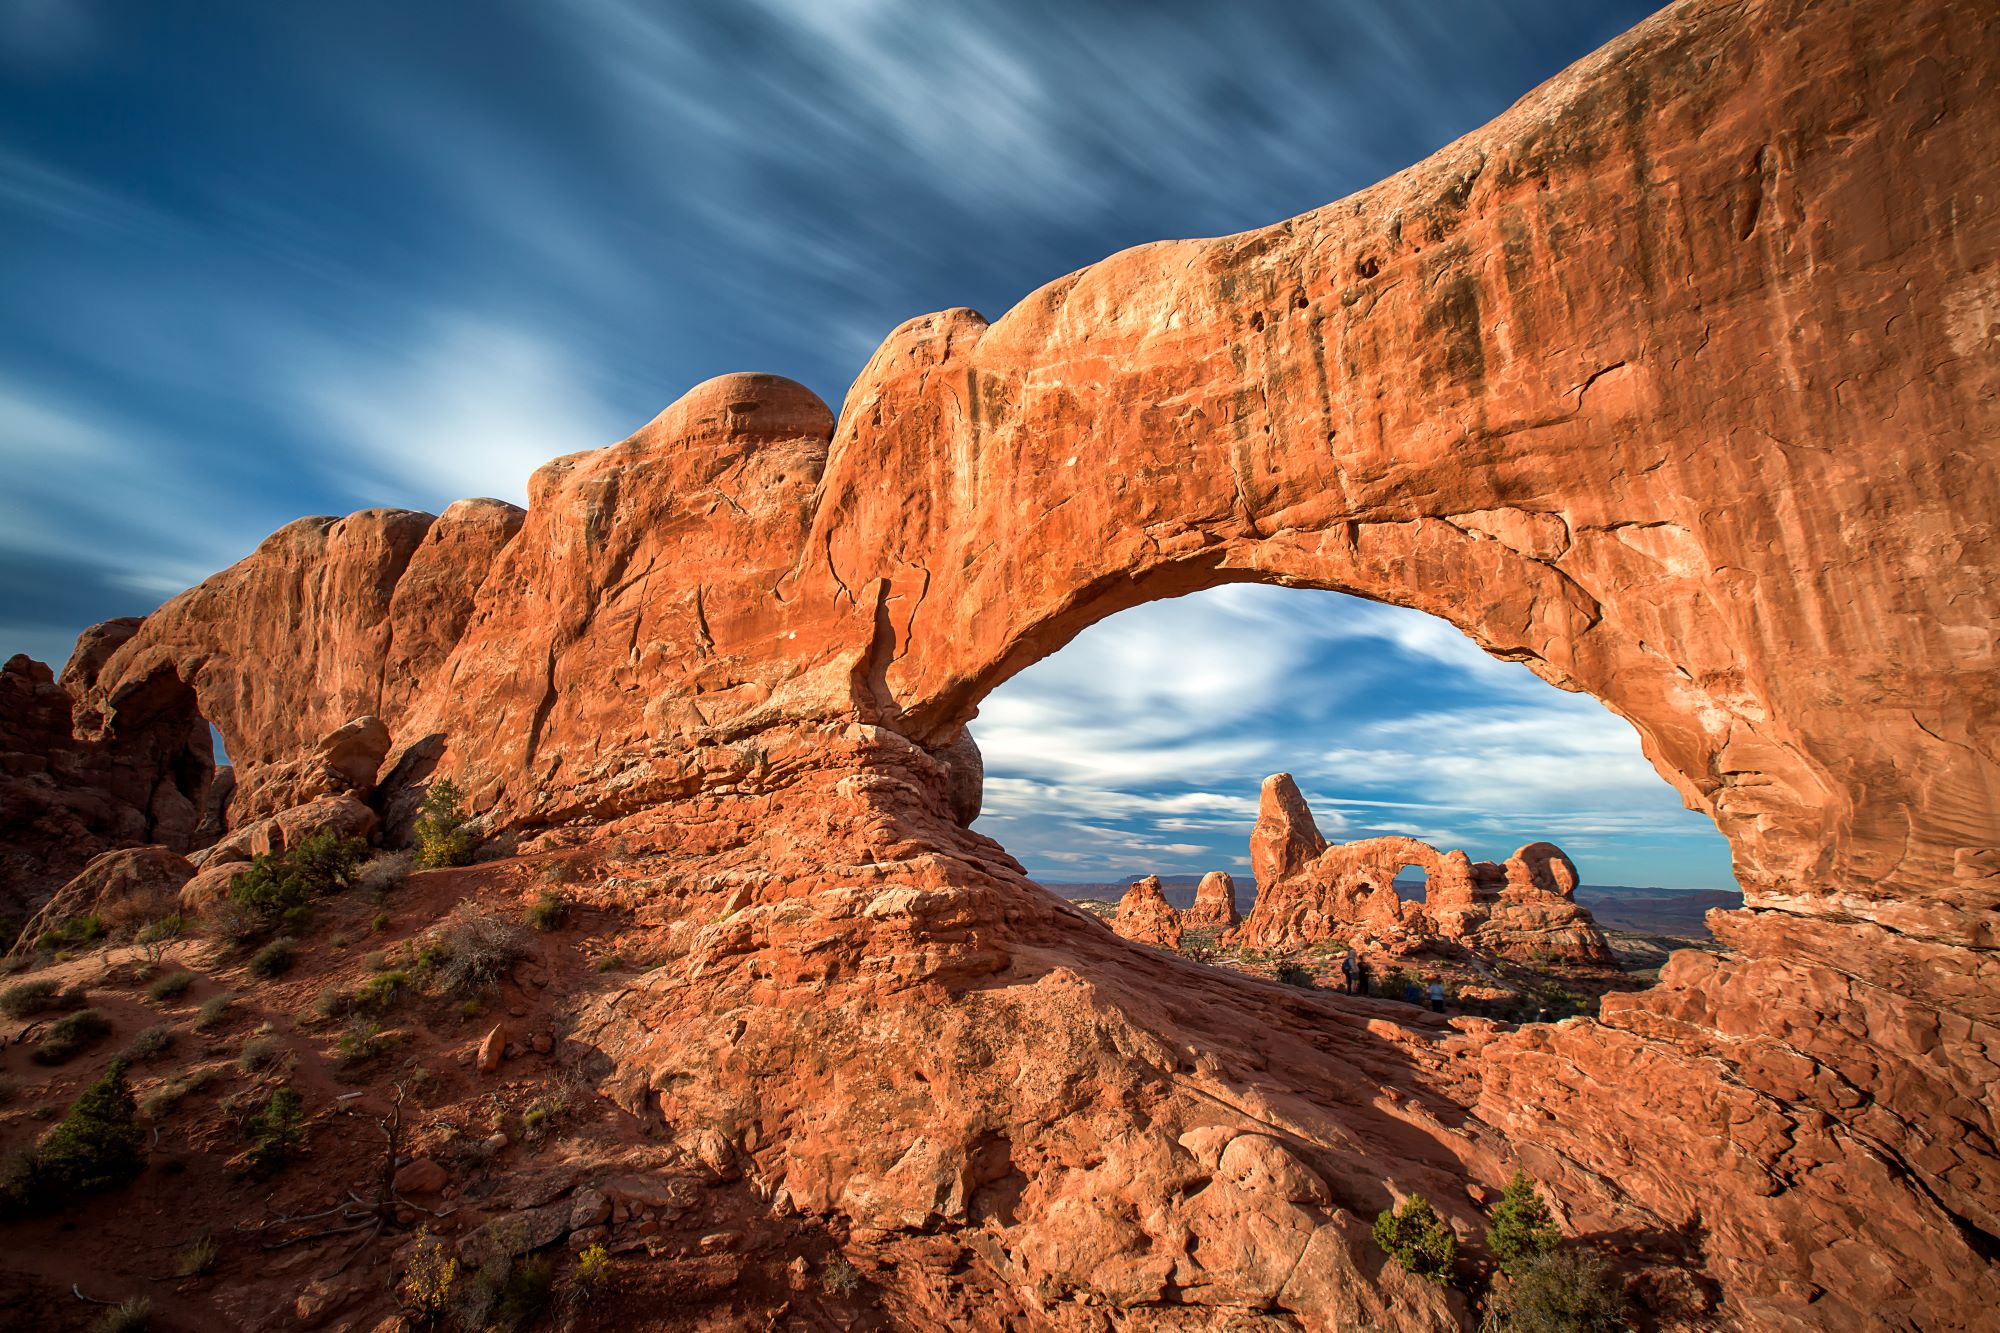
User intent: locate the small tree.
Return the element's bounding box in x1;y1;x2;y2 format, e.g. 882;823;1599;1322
242;1086;306;1175
1374;1192;1459;1284
412;779;476;869
38;1062;145;1195
1486;1170;1562;1275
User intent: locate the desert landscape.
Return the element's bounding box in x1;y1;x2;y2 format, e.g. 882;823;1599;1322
1;0;1995;1329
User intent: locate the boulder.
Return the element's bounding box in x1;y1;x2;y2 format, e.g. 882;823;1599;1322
1110;875;1182;949
10;844;193;950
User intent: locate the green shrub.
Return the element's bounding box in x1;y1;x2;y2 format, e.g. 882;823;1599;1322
134;915;184;946
231;834;367;926
354;969;408;1009
312;984;355;1020
241;1086;306;1174
1274;961;1315;987
36;1062;146;1197
287;830;365;893
229;853;306;923
37;913;104;951
146;970;196;1003
491;1254;555;1331
0;977;65;1018
412;779;476;869
524;890;569;932
34;1008;112;1064
593;953;625;973
1481;1248;1632;1331
1486;1171;1562;1276
400;1226;458;1320
567;1243;613;1303
371;911;391;933
122;1024;175;1063
192;993;235;1033
247;937;296;979
1374;1193;1458;1284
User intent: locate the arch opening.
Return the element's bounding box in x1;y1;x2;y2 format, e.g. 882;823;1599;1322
966;583;1738;1011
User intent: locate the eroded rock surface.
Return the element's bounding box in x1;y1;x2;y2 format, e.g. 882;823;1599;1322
1110;874;1183;949
4;0;1997;1326
1238;776;1613;963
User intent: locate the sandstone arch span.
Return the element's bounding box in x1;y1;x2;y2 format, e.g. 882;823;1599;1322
10;0;1997;1326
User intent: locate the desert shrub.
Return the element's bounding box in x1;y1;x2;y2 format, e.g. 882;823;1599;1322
491;1254;555;1331
412;779;477;869
237;1034;286;1073
140;1061;222;1116
1274;961;1316;987
146;970;196;1002
1374;1193;1458;1284
0;977;65;1018
35;1008;112;1064
1487;1171;1562;1276
592;953;625;973
334;1017;392;1067
90;1296;152;1333
539;861;570;885
122;1023;175;1063
247;936;296;979
822;1256;862;1297
354;969;408;1009
312;984;355;1020
289;830;365;892
241;1086;306;1174
1481;1248;1632;1332
35;1062;146;1198
174;1233;219;1277
134;915;184;946
520;1083;574;1143
193;993;235;1033
567;1243;613;1303
37;913;105;951
425;906;528;995
524;890;569;932
356;850;412;896
371;911;391;933
231;833;366;927
401;1226;459;1320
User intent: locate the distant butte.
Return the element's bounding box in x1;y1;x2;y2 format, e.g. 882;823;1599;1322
2;0;1996;1326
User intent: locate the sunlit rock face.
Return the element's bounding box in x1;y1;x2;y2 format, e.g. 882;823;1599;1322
8;0;1998;1325
1236;774;1614;963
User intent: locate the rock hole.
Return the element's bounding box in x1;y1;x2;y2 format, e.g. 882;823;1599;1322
1355;255;1381;279
1249;312;1265;332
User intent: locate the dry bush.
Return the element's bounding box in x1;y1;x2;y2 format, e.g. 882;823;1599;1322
425;905;529;995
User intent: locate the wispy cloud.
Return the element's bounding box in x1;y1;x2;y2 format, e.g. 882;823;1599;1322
971;586;1732;888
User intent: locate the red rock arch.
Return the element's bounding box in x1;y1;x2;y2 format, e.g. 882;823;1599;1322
25;0;1997;1324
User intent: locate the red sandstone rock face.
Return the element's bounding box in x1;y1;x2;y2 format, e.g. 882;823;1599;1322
0;650;211;927
1239;776;1613;963
1185;870;1240;931
7;845;192;954
5;0;1997;1326
1110;875;1182;949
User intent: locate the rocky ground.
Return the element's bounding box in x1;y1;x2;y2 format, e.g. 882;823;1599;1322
0;853;906;1332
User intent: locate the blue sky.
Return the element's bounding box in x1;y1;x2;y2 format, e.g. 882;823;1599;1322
0;0;1728;888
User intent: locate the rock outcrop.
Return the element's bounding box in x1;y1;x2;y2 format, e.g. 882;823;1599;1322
1110;874;1182;949
1185;870;1240;931
7;844;193;954
4;0;1997;1326
1237;776;1613;962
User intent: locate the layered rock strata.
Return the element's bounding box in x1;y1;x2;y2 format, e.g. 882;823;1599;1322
5;0;1998;1325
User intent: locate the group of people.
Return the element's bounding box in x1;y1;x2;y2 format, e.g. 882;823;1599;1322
1340;950;1448;1011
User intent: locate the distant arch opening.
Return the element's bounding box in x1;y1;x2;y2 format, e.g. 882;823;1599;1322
1392;864;1428;905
